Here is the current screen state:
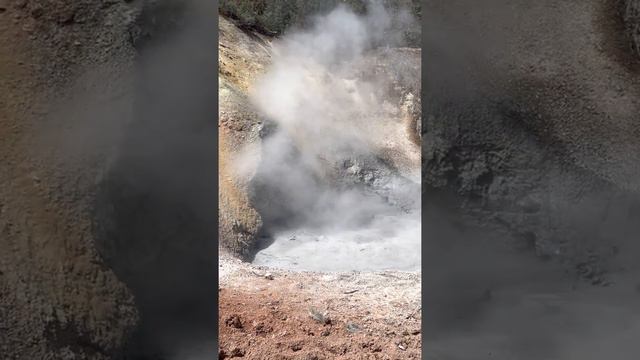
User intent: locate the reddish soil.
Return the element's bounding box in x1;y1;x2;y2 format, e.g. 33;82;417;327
219;289;421;360
218;255;421;359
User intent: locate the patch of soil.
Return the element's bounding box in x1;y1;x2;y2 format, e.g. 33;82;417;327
218;254;421;359
219;289;421;359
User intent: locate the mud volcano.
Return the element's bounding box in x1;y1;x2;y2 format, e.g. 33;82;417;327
219;4;422;272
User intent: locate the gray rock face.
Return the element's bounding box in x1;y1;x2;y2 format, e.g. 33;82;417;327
423;0;640;279
424;89;640;268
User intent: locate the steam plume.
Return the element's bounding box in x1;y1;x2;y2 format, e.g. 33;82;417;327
245;2;421;271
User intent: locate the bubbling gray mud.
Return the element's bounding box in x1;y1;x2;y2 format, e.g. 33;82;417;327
253;213;420;272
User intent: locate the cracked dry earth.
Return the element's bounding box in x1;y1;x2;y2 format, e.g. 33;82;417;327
218;254;422;360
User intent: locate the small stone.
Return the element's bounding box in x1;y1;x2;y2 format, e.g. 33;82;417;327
224;314;243;329
346;323;361;333
228;347;245;357
254;322;272;335
309;307;331;324
290;341;303;351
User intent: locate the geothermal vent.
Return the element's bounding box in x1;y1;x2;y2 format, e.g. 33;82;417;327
223;3;422;272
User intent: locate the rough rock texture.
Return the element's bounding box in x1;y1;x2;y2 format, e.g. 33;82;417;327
423;0;640;277
625;0;640;57
355;47;422;177
219;0;421;45
218;16;271;259
0;0;142;358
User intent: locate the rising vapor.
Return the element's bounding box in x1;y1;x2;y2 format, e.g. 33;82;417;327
243;1;421;271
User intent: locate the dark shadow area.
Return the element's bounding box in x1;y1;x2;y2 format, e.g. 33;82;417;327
91;1;217;359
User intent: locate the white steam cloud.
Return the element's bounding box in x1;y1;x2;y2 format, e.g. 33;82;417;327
246;2;421;272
